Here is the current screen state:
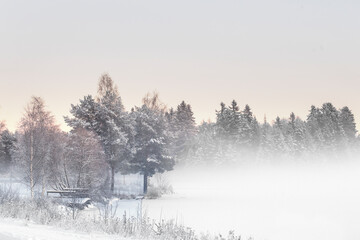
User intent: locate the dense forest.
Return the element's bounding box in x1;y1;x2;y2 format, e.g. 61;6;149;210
0;74;358;197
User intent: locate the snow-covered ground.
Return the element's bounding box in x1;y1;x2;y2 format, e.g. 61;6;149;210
0;218;126;240
1;162;360;240
143;162;360;240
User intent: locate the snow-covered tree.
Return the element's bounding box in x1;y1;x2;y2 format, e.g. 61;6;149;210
193;121;218;165
321;103;342;140
171;101;197;163
240;104;260;151
0;129;16;172
62;128;107;189
216;101;241;142
214;102;236;162
215;102;231;140
15;96;60;198
270;117;289;159
130;104;175;194
286;113;307;158
306;105;324;153
339;106;357;143
65;74;134;192
258;116;273;162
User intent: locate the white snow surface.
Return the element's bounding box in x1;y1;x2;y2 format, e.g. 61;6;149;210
1;161;359;240
0;218;126;240
143;161;360;240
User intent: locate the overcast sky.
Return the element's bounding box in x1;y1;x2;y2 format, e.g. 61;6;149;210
0;0;359;131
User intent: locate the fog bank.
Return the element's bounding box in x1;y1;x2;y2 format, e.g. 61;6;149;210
144;160;360;240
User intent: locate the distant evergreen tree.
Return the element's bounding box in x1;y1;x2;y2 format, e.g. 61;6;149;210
286;113;297;154
193;121;218;165
215;101;241;162
274;116;282;130
307;105;324;152
239;104;256;149
0;130;16;172
339;106;357;142
242;105;253;123
165;107;175;123
172;101;197;163
271;116;289;159
249;117;261;150
295;118;310;156
214;102;229;162
319;103;343;153
215;102;232;140
258;116;273;162
289;112;296;131
228;100;241;140
287;113;307;158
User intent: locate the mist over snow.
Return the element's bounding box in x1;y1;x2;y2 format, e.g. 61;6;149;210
1;0;360;239
144;160;360;240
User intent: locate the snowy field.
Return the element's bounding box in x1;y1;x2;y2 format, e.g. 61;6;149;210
143;161;360;240
1;162;360;240
0;218;127;240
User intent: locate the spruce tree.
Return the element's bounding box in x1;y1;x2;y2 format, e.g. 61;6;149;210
239;104;255;149
193;121;218;164
339;106;357;142
172;101;197;163
306;105;324;152
0;130;16;172
320;103;343;152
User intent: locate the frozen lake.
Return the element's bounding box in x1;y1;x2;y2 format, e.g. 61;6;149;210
143;162;360;240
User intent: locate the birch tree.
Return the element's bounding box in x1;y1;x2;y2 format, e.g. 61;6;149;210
63;128;106;189
16;96;59;198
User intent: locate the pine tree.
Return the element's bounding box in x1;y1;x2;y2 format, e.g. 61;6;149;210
130;105;175;194
65;74;134;192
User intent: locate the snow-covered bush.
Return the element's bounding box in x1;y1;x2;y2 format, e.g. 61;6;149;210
0;186;247;240
146;187;162;199
147;173;173;199
0;185;19;204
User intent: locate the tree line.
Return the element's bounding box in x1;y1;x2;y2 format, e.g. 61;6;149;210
0;74;358;197
189;101;358;165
